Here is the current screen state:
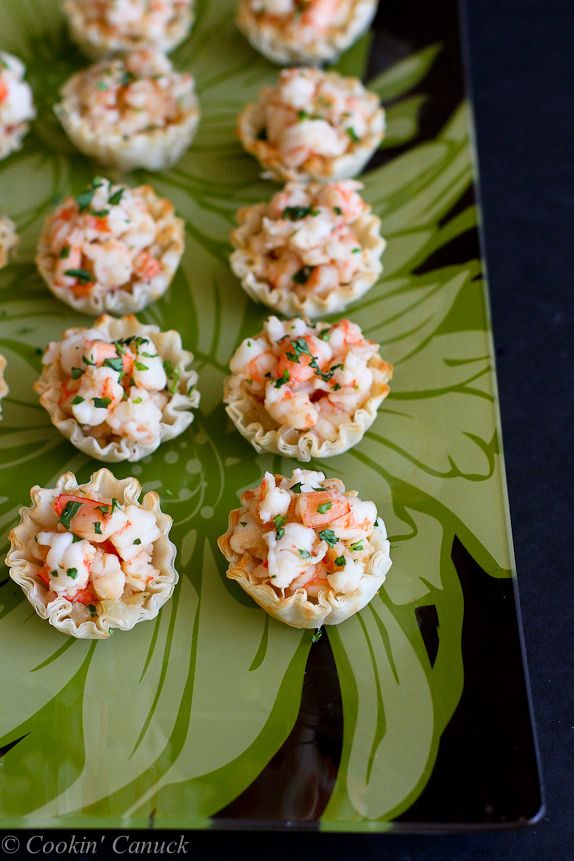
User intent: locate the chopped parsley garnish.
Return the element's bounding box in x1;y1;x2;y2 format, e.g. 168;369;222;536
350;540;364;552
283;205;312;221
72;534;82;543
311;628;323;643
87;604;97;617
333;206;343;215
163;359;180;394
66;567;79;579
97;80;109;91
134;361;149;372
59;245;71;259
75;187;95;212
132;396;143;404
93;397;112;409
108;188;124;205
120;70;136;86
297;109;308;120
292;266;314;285
317;501;332;514
316;363;343;383
71;395;84;405
133;538;142;545
50;570;58;578
59;500;83;529
346;126;360;143
352;247;361;253
141;352;159;358
319;328;331;341
290;482;303;493
71;366;84;380
334;555;346;567
96;504;110;514
333;383;341;391
91;208;109;218
273;514;286;540
318;529;337;547
64;268;93;283
111;498;122;513
298;548;311;559
103;357;123;373
82;353;95;365
94;521;102;535
274;369;290;388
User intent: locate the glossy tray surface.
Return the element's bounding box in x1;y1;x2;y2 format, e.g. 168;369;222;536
0;0;541;831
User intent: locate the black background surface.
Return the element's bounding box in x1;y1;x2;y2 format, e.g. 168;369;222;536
2;0;573;857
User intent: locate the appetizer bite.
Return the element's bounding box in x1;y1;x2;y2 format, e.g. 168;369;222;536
230;180;385;317
55;49;200;171
218;468;391;628
224;315;392;460
0;51;36;161
64;0;195;60
0;215;18;269
36;176;184;315
238;67;384;182
6;468;178;639
237;0;378;66
0;353;8;418
35;315;200;462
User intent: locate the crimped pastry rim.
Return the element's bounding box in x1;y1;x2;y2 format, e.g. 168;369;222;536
6;468;178;639
237;73;385;182
236;0;378;65
35;184;185;315
34;314;200;463
224;346;393;461
218;502;392;629
54;67;200;172
63;0;195;59
230;205;386;317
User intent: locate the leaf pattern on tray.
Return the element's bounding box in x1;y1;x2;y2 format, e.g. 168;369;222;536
0;0;512;829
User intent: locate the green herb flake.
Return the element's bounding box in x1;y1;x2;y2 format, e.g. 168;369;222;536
311;628;323;643
71;534;82;543
66;567;79;579
64;268;94;283
298;549;311;559
133;538;142;545
319;328;331;341
108;188;124;205
103;356;123;373
292;265;314;285
352;246;361;253
111;498;122;513
134;361;149;372
274;369;290;388
346;126;360;143
59;500;83;529
87;604;97;617
318;529;337;547
275;527;285;540
290;482;303;493
93;397;111;409
59;245;71;259
50;570;58;578
75;187;95;212
82;354;95;366
120;70;136;86
91;208;109;218
350;540;364;552
333;206;343;215
96;80;109;91
94;521;102;534
283;205;312;221
317;501;332;515
334;555;346;567
132;397;143;404
71;395;84;405
71;366;84;380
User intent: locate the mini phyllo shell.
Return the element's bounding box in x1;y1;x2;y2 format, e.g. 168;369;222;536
55;49;199;172
238;67;384;182
230;180;385;317
218;468;391;628
0;353;8;417
0;51;36;161
0;215;18;269
6;469;177;639
35;314;200;463
224;315;392;461
36;177;184;315
237;0;378;66
64;0;195;60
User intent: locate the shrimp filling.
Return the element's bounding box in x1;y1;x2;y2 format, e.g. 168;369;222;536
44;177;176;297
69;0;192;44
229;316;382;441
64;49;195;138
0;216;18;269
30;491;162;610
247;67;381;170
0;52;35;157
234;181;373;297
248;0;355;45
230;469;381;598
44;326;184;446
